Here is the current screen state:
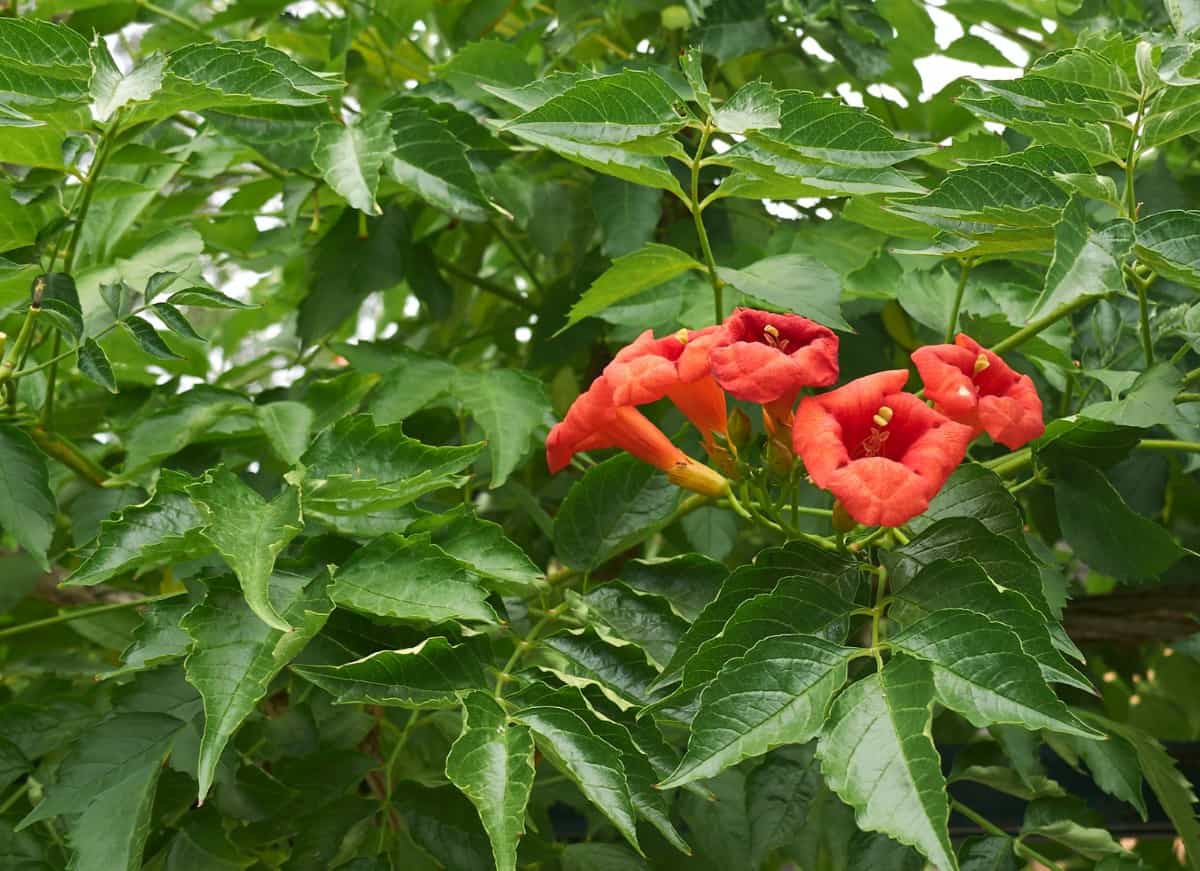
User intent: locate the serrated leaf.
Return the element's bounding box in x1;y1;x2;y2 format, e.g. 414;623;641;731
511;704;642;852
388;105;489;221
407;507;543;595
1052;728;1147;819
504;69;685;145
313;111;392;216
713;80;781;134
890;609;1099;737
1135;209;1200;288
890;560;1092;692
182;570;332;801
558;243;703;332
660;635;852;788
256;401;312;466
746;745;823;867
717;254;850;331
752;90;935;167
19;711;183;827
619;554;727;622
88;37;163;123
1081;363;1190;429
295;637;487;707
818;655;958;871
1030;197;1132;318
108;596;193;678
711;143;926;200
77;337;117;392
553;453;681;570
328;533;497;624
65;473;206;586
188;469;303;632
576;581;688;669
1034;416;1142;468
908;464;1023;542
167;286;257;309
534;630;663;709
445;691;536;871
649;576;854;715
38;297;83;340
501;126;686;195
150;302;204;342
122;315;183;360
680;47;713;115
1053;457;1185;581
959;835;1019;871
0;425;56;570
454;369;549;488
1022;797;1130;859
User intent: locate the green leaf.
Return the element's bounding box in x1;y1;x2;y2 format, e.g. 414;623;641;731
445;691;536;871
188;469;304;632
406;507;543;595
591;176;663;258
680;47;713;116
88;37;163;123
575;581;688;669
0;18;89;111
717;254;850;331
648;576;854;714
77;337;118;392
295;637;487;707
122;315;183;360
108;596;193;678
19;711;182;827
534;630;663;709
313;111;392;216
166;286;257;309
713;80;782;134
388;105;490;221
889;560;1091;692
619;554;727;622
182;570;333;801
1081;363;1190;429
747;745;823;867
752;90;935;167
561;843;647;870
1031;198;1133;318
328;533;497;624
65;473;206;586
511;704;642;853
712;144;926;200
0;425;56;570
959;836;1019;871
890;609;1100;737
1035;416;1142;468
1022;797;1130;859
363;347;458;424
1051;728;1147;819
435;39;534;104
150;302;204;342
908;464;1023;542
1053;457;1185;580
660;635;852;788
817;655;958;871
1096;716;1200;871
500;126;686;195
504;69;685;145
558;243;702;332
553;453;681;570
256;401;313;466
1135;209;1200;288
454;369;549;488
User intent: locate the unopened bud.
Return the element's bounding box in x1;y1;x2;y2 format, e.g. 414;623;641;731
666;458;730;497
726;407;752;450
973;353;989;375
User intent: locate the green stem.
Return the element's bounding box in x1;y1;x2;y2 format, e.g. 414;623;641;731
490;219;545;298
1137;439;1200;453
1136;280;1155;367
990;296;1093;355
945;257;974;343
689;122;724;322
1186;367;1200;387
0;306;40;385
985;447;1033;477
0;592;184;640
493;604;565;697
29;426;109;486
436;258;537;312
383;710;421;798
134;0;211;37
0;781;29;815
1176;392;1200;404
952;801;1062;869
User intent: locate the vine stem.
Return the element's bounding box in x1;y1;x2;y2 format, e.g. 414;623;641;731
0;592;184;640
989;296;1093;355
1125;85;1155;367
951;800;1062;869
493;604;567;697
689;121;724;322
944;257;974;344
436;257;537;312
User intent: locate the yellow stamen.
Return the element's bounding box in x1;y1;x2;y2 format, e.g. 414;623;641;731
674;328;689;344
973;352;990;375
872;405;893;428
763;324;780;338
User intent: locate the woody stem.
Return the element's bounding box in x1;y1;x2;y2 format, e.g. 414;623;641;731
689;121;724;322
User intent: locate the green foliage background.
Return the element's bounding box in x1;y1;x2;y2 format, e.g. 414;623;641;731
2;1;1200;869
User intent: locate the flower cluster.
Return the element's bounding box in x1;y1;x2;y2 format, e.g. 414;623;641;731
547;308;1045;528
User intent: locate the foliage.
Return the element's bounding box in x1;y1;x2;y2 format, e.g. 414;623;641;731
2;2;1200;870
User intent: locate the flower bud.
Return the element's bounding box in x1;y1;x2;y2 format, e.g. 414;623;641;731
726;407;752;451
666;458;730;497
831;500;857;533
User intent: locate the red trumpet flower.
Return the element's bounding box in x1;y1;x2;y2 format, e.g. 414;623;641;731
911;334;1045;450
708;309;839;405
546;376;728;497
793;370;973;527
603;328;729;454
